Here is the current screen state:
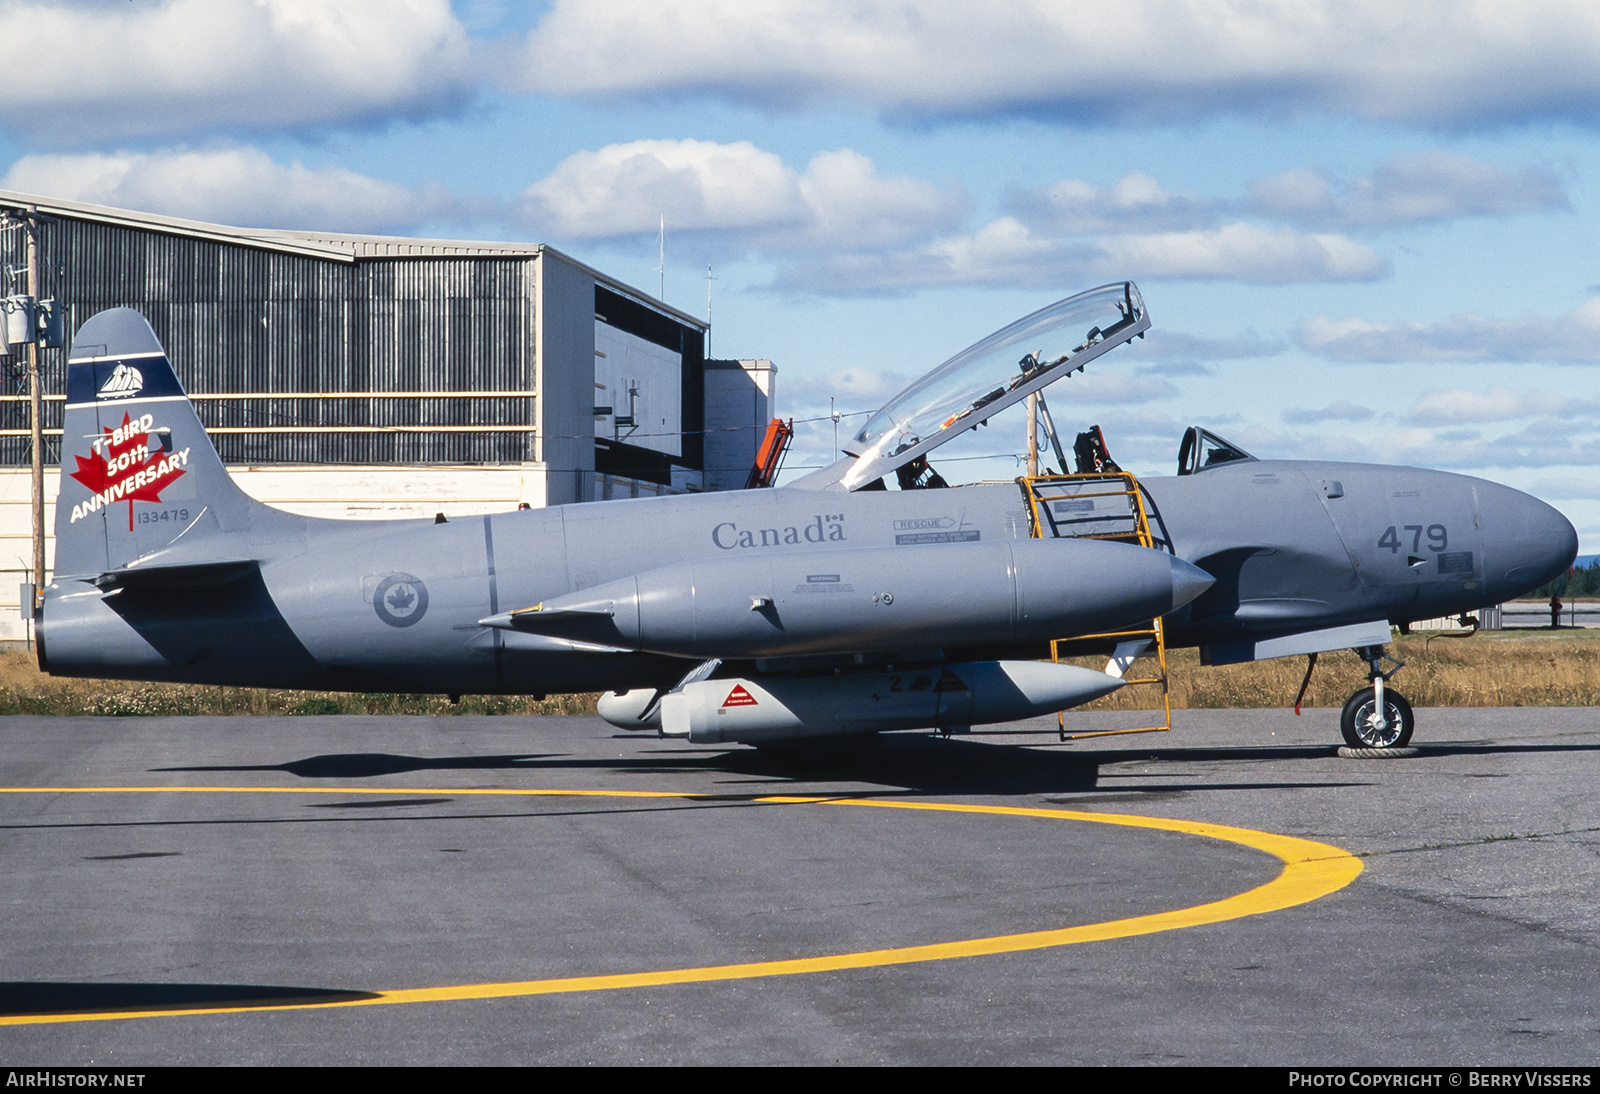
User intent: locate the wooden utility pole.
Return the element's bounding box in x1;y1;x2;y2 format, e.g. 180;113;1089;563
1025;392;1039;477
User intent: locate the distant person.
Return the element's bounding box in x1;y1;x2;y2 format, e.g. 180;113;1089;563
1550;594;1563;629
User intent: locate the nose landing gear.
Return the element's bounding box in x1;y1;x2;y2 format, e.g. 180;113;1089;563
1341;644;1413;749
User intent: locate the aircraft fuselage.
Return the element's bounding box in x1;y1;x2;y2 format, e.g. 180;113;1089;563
39;457;1576;695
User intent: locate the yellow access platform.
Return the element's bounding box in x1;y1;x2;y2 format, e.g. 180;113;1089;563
1020;471;1173;741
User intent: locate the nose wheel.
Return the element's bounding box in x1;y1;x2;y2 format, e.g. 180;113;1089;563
1340;686;1414;748
1340;644;1413;749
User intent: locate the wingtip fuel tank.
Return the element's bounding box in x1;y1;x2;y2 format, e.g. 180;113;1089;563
598;659;1128;742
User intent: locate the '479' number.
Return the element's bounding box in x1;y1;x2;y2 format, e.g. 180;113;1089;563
1378;524;1447;553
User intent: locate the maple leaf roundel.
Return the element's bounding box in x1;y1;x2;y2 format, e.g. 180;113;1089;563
373;572;429;628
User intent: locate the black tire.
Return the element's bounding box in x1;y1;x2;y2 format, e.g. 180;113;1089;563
1340;687;1414;749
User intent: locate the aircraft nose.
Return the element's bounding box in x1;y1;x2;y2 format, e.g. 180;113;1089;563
1483;483;1578;598
1167;555;1215;612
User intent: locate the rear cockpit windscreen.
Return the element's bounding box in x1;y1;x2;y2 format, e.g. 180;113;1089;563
1177;426;1256;475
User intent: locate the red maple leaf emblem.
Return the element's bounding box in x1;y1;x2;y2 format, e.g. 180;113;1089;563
69;412;185;530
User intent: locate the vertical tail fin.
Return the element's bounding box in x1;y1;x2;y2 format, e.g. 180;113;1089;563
55;308;256;577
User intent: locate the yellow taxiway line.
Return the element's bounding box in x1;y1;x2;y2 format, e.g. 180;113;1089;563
0;786;1363;1026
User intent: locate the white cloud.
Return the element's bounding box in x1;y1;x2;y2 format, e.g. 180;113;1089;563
1;147;463;233
1126;329;1286;375
911;217;1079;288
1409;387;1600;424
1271;419;1600;471
1097;224;1386;283
0;0;471;144
514;1;1600;129
1301;297;1600;364
786;365;915;414
1282;400;1374;425
1012;154;1566;239
784;218;1385;294
1531;477;1600;501
1006;172;1217;234
1430;422;1600;470
520;139;807;238
1061;372;1178;405
1248;152;1568;231
519;140;962;249
795;149;966;248
522;144;1579;294
3;135;1390;293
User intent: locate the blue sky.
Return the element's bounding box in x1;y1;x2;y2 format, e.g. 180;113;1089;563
1;0;1598;548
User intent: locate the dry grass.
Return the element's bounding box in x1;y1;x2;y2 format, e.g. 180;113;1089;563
0;627;1594;716
0;648;598;717
1065;628;1600;711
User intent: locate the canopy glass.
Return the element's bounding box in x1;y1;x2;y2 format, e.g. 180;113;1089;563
839;282;1148;490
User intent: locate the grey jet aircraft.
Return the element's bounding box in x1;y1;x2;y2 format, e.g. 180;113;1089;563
35;282;1577;750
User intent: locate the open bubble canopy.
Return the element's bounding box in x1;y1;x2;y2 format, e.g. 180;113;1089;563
830;282;1149;491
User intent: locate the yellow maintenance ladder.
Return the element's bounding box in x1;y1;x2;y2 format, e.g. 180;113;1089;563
1020;472;1173;741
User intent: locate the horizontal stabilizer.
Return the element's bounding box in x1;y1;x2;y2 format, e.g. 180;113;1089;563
91;559;258;593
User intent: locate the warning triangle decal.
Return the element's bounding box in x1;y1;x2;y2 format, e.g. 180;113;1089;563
933;670;969;693
722;685;759;708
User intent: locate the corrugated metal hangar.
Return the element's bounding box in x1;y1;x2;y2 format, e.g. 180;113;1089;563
0;190;776;640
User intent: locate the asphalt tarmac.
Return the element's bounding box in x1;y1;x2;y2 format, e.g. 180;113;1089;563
0;705;1596;1066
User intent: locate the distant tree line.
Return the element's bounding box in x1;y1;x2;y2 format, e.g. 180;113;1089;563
1532;558;1600;599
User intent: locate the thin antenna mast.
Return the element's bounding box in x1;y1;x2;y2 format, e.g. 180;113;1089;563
704;264;717;357
655;216;665;301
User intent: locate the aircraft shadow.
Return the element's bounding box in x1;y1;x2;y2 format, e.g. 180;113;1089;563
0;981;377;1018
158;736;1600;787
1084;740;1600;764
713;737;1383;795
158;737;1107;793
149;729;1600;799
150;734;1403;797
156;753;562;778
1410;742;1600;759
